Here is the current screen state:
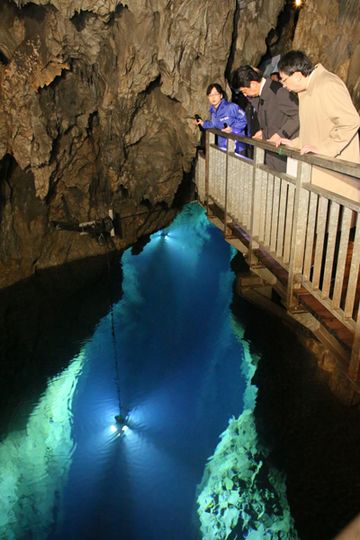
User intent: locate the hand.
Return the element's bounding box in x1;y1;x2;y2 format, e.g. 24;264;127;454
222;126;232;133
279;138;295;147
193;119;204;127
300;144;319;155
267;133;282;147
252;130;263;140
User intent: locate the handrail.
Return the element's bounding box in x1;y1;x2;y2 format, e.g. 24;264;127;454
209;128;360;178
195;129;360;377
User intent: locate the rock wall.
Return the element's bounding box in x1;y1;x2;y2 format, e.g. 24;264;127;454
232;0;284;68
0;0;238;287
293;0;360;109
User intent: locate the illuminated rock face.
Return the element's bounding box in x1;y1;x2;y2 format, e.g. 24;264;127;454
1;0;293;288
293;0;360;109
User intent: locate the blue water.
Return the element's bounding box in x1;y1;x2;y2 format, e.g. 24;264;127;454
0;203;246;540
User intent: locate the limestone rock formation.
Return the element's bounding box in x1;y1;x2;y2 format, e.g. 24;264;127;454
232;0;284;68
0;0;358;289
293;0;360;109
0;0;237;287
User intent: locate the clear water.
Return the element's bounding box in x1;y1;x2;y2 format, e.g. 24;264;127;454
0;203;247;540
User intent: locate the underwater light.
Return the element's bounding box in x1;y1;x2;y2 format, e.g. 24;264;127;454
160;231;168;238
110;424;118;433
121;425;129;433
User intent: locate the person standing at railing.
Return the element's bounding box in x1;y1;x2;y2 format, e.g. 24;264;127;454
277;50;360;201
231;65;299;172
194;83;247;155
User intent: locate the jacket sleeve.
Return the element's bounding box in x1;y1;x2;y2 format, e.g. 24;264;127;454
276;88;299;139
316;76;360;157
227;103;247;135
202;119;214;129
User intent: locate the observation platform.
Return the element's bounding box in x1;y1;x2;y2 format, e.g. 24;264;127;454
195;130;360;386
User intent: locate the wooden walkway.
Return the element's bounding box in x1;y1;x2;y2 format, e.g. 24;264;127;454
196;131;360;381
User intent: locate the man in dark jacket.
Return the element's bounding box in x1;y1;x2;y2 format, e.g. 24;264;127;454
232;65;299;171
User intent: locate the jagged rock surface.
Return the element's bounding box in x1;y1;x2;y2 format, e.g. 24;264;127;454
0;0;237;287
293;0;360;109
232;0;284;67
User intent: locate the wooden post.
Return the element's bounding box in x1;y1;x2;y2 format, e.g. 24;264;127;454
224;138;234;236
247;145;264;267
349;304;360;381
286;160;311;311
205;130;210;212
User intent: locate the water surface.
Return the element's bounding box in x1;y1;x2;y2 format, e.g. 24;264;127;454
0;203;247;540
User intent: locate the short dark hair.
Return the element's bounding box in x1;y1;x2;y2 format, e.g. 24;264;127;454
206;83;224;96
278;50;314;77
232;65;262;89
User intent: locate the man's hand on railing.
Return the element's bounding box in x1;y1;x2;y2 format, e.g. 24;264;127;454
222;126;233;134
267;133;282;146
278;137;296;148
300;144;319;155
252;130;263;140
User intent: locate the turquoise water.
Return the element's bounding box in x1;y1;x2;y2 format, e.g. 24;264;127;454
0;203;297;539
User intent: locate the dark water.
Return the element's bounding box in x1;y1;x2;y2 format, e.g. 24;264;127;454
2;203;360;540
0;203;246;540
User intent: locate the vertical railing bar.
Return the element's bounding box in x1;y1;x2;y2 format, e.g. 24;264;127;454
286;161;311;310
312;196;328;290
332;207;352;309
271;175;280;253
258;169;266;242
276;179;287;258
205;131;210;211
264;172;272;248
321;201;340;299
244;160;249;228
344;215;360;318
283;183;295;266
252;155;262;238
349;301;360;380
223;141;231;235
248;144;264;266
303;192;318;281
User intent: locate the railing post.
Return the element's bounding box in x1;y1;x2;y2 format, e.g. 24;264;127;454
286;160;312;311
349;299;360;380
224;138;234;236
205;130;210;212
247;144;264;267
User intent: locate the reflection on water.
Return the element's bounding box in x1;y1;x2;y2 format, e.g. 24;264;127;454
0;352;85;540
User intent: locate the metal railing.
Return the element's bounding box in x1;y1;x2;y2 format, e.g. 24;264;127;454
195;129;360;375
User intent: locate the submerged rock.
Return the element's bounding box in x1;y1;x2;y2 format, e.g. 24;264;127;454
197;322;298;539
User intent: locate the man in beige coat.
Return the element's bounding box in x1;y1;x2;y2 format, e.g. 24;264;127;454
277;50;360;201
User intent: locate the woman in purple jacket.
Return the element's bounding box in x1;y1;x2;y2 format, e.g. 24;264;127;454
195;83;247;154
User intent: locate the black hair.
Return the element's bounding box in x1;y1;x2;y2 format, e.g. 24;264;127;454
206;83;224;96
231;65;262;89
278;50;314;77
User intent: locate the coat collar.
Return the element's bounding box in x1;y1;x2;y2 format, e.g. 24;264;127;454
304;63;324;96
